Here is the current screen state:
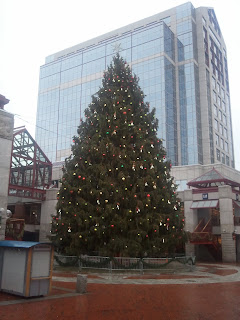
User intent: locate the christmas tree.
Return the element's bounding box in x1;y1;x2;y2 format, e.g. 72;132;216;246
51;54;186;257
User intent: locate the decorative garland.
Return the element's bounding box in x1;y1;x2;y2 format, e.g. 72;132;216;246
142;257;194;269
142;259;172;269
79;256;111;268
54;255;79;267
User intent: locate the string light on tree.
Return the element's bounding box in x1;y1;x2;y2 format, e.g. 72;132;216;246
51;54;187;257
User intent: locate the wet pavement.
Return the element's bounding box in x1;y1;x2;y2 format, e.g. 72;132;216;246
0;263;240;319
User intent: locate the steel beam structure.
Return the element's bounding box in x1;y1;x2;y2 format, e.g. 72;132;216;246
8;127;52;200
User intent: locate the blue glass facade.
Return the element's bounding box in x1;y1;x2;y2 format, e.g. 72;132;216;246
178;62;202;165
36;2;234;168
36;20;178;164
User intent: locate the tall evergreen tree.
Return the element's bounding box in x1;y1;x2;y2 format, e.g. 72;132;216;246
51;54;186;257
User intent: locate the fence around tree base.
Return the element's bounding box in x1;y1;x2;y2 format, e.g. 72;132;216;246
54;255;196;272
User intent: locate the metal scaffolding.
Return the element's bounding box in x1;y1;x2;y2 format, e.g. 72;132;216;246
8;127;52;200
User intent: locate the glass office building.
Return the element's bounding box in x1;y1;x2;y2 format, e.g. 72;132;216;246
36;2;235;168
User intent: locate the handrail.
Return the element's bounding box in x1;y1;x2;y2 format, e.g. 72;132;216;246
194;218;205;232
202;217;212;232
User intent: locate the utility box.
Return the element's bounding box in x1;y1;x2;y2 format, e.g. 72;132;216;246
0;241;53;297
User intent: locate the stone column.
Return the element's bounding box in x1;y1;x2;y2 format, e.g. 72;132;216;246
39;188;59;242
183;189;197;256
0;208;7;240
0;109;14;240
218;185;236;262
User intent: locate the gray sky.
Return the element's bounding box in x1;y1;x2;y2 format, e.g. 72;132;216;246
1;0;240;169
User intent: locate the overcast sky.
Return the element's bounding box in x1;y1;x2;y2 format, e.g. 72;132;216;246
1;0;240;169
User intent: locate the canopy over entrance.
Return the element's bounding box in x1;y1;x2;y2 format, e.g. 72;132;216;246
187;168;240;189
191;200;219;209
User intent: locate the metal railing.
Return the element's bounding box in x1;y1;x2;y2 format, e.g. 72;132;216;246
54;254;195;273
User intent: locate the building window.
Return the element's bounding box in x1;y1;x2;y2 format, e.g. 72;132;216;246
212;76;216;89
175;180;188;192
219;110;222;121
224;127;228;138
223;114;227;125
225;141;229;152
214;119;218;130
214;105;218;116
215;133;219;145
220;138;224;150
226;95;230;109
222;152;225;164
221;87;225;99
226;155;230;166
219;123;223;135
216;149;220;161
222;101;226;112
213;91;217;103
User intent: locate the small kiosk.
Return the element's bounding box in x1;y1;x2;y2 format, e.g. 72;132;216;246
0;241;54;297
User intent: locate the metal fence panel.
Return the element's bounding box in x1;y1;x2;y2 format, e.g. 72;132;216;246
79;255;111;270
54;255;195;271
111;257;141;270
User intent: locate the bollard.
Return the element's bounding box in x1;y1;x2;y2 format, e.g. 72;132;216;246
76;274;87;293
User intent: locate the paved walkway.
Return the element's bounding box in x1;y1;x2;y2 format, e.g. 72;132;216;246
52;262;240;284
0;263;240;320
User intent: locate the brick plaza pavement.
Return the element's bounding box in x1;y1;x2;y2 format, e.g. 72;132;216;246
0;263;240;320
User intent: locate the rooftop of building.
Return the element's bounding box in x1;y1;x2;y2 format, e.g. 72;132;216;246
44;2;214;64
187;167;240;188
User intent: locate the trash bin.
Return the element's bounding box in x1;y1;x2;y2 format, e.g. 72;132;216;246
0;240;53;297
